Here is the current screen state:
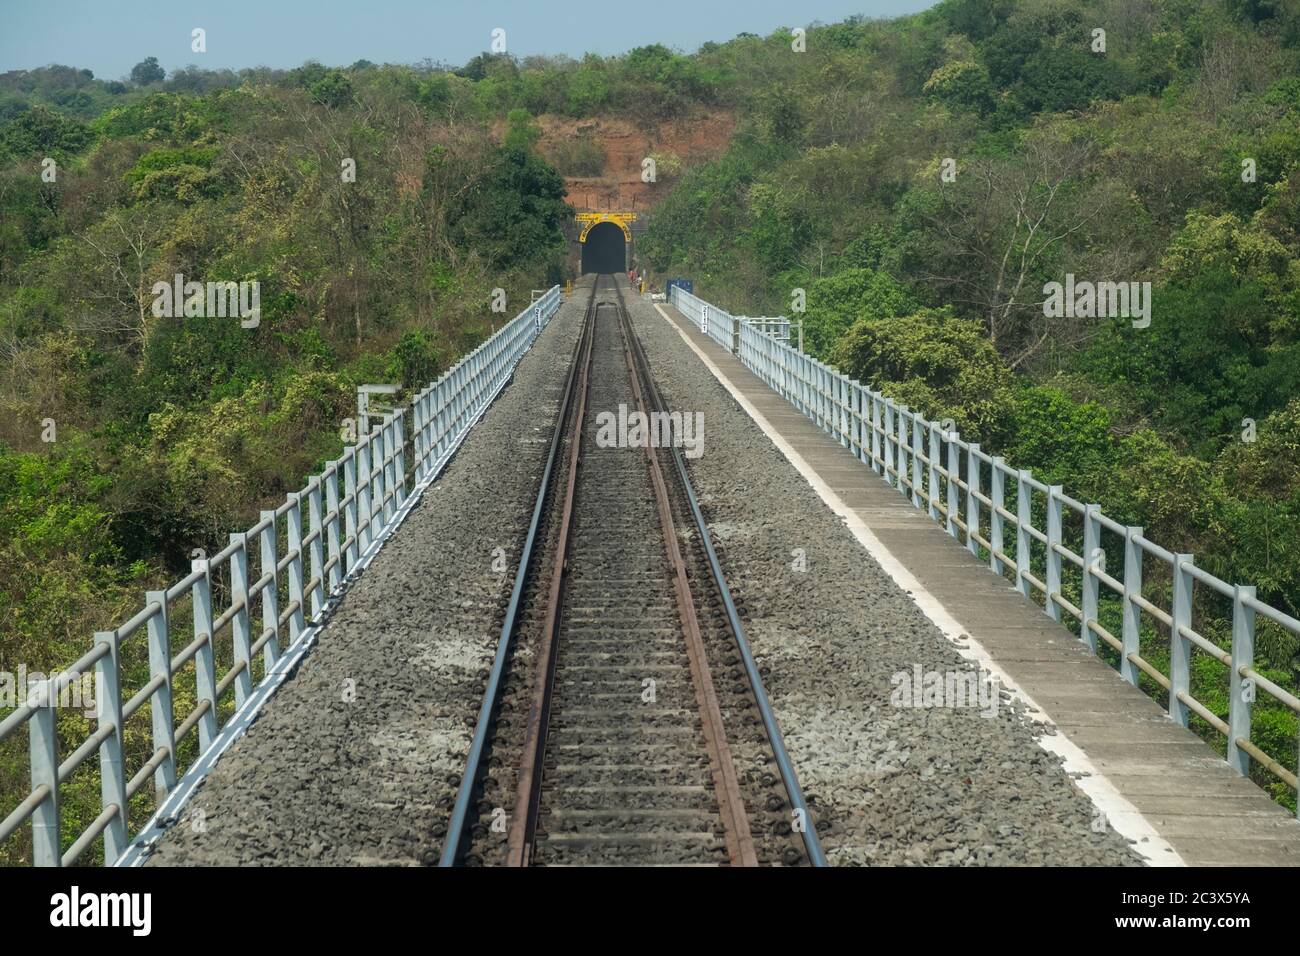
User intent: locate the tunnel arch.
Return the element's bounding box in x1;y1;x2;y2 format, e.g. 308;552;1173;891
581;220;626;274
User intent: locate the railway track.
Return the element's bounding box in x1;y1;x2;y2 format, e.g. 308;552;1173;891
438;275;825;867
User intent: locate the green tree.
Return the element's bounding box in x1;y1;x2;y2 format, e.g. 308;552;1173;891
832;308;1016;443
129;57;165;86
801;268;918;359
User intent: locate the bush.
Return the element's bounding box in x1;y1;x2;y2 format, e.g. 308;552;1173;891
831;308;1015;444
802;268;918;359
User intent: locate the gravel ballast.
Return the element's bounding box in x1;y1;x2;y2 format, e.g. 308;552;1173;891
145;293;588;866
625;293;1144;867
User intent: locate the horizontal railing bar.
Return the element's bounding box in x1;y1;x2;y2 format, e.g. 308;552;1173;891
166;567;206;601
215;658;249;699
57;722;115;783
1057;492;1085;513
1023;523;1048;546
247;571;274;601
125;747;170;801
1183;561;1234;598
1128;651;1172;690
1178;624;1232;666
1086;618;1123;653
277;600;302;629
1242;668;1300;714
1177;690;1231;736
1129;591;1174;628
175;698;213;745
1134;533;1175;565
247;514;274;538
1243;596;1300;633
0;785;48;844
210;537;242;565
211;596;247;635
121;673;167;723
170;631;210;675
1236;738;1300;789
249;627;277;659
116;601;162;641
1052;543;1085;570
1052;592;1083;622
62;803;120;867
1096;511;1127;535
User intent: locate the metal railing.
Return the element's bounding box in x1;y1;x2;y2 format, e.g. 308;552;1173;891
671;286;1300;815
0;286;563;866
668;287;801;354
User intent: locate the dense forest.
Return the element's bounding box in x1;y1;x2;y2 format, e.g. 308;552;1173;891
2;0;1298;861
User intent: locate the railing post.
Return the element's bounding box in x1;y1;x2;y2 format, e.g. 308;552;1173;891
229;532;254;706
95;630;127;864
838;375;849;448
851;383;863;463
1121;527;1143;685
928;422;941;520
393;411;407;507
870;394;881;475
896;405;909;500
191;562;218;751
990;458;1005;575
1169;553;1194;727
372;422;389;535
946;430;960;538
1228;585;1256;777
1016;471;1033;599
343;449;359;571
822;367;831;435
259;510;282;666
1045;487;1064;622
413;390;426;485
356;437;373;553
286;494;306;642
308;480;326;618
145;590;177;801
966;444;981;556
380;419;394;531
431;386;446;463
29;677;60;866
382;411;397;515
911;414;923;508
325;465;342;594
883;398;895;487
1082;504;1101;653
793;348;806;409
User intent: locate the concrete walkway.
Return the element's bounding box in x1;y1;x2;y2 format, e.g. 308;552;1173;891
653;297;1300;867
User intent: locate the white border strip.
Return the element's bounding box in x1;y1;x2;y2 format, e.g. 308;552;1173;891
653;302;1184;867
116;320;556;867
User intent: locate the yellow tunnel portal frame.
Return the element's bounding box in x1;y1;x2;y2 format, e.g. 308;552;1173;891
577;212;636;243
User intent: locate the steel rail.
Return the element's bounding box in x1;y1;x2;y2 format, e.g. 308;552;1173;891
504;284;599;867
614;293;759;867
438;280;596;867
617;280;829;867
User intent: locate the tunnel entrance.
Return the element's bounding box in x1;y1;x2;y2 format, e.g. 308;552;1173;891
581;220;626;274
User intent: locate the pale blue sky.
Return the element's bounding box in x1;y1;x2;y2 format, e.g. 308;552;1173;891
0;0;937;79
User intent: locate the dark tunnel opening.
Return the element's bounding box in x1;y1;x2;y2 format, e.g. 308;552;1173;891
581;220;627;274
